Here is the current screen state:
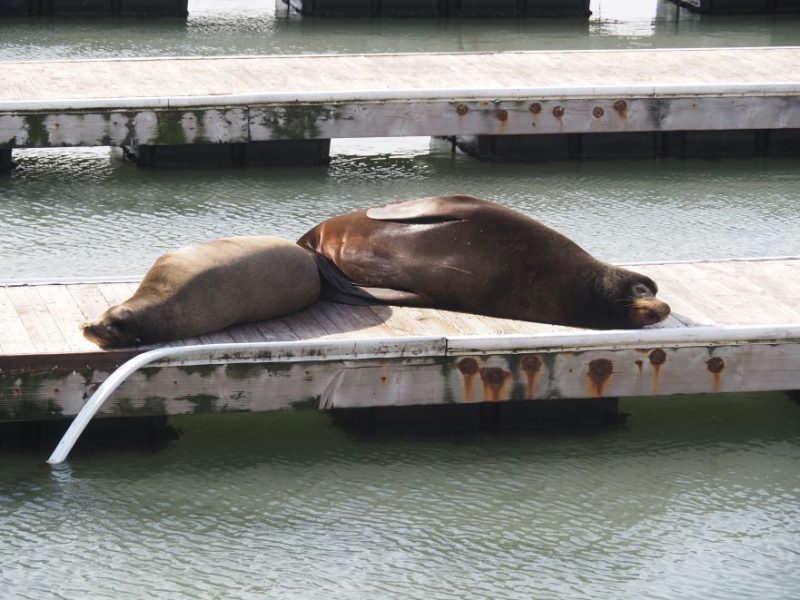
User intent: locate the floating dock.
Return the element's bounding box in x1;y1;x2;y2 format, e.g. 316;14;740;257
2;257;799;424
669;0;800;14
0;0;188;17
2;47;800;170
275;0;590;18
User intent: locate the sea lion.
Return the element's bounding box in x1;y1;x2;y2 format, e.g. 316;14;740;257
82;236;320;348
297;195;670;329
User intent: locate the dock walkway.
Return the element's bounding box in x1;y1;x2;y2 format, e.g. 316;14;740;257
2;257;799;422
2;47;800;168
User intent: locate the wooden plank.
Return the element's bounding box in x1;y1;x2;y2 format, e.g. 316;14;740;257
698;262;800;323
0;287;35;354
380;306;453;337
3;49;799;105
253;316;300;342
678;263;775;325
35;285;96;353
97;283;134;307
282;307;335;340
643;264;720;326
5;286;67;353
67;283;111;322
304;303;354;339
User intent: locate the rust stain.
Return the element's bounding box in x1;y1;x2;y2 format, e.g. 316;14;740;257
458;358;479;402
520;354;543;399
493;108;509;133
707;357;725;392
649;348;667;392
592;106;604;119
634;359;643;374
456;104;469;116
588;358;613;397
552;105;565;129
380;376;387;385
479;367;511;402
613;99;628;125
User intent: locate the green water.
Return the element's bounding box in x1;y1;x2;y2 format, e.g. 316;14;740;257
2;394;800;599
1;1;800;598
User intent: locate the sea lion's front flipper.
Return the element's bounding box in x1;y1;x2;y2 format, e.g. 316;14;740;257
366;195;483;223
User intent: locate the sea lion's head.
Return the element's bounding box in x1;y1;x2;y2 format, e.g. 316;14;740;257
594;269;671;329
80;305;143;348
577;265;670;329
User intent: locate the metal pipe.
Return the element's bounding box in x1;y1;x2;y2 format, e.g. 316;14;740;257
46;324;800;464
45;336;446;465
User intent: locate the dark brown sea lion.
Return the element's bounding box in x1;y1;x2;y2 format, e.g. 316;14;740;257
297;195;670;329
82;236;320;348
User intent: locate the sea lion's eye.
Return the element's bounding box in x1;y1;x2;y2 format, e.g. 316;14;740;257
632;283;652;297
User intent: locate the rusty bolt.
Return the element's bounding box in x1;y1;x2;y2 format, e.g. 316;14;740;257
529;102;542;115
552;106;565;118
614;100;627;113
589;359;613;380
494;109;508;122
649;349;666;366
458;358;479;376
480;367;506;387
592;106;604;118
706;357;724;373
521;355;542;375
456;104;469;116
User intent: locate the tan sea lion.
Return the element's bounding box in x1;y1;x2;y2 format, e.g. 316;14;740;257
297;195;670;329
82;236;320;348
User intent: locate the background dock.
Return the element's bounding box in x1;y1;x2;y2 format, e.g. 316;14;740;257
2;47;799;170
2;257;799;423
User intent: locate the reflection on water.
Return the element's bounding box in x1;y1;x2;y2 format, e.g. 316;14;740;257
0;0;798;61
2;144;800;279
2;393;799;599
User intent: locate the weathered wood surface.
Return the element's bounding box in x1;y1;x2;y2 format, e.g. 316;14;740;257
1;257;799;421
1;48;799;149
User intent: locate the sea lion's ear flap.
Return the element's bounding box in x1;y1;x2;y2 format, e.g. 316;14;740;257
366;195;479;223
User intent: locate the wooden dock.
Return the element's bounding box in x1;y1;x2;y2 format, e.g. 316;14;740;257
2;257;799;423
2;47;800;169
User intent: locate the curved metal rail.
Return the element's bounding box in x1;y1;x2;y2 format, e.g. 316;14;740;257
46;324;800;465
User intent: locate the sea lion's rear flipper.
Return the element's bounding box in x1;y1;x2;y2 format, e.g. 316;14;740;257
313;254;429;307
366;195;483;223
357;286;430;307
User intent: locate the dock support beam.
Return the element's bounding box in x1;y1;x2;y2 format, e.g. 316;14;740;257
0;148;11;173
330;398;623;436
0;0;188;16
128;140;331;169
276;0;591;18
454;129;800;162
669;0;800;14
